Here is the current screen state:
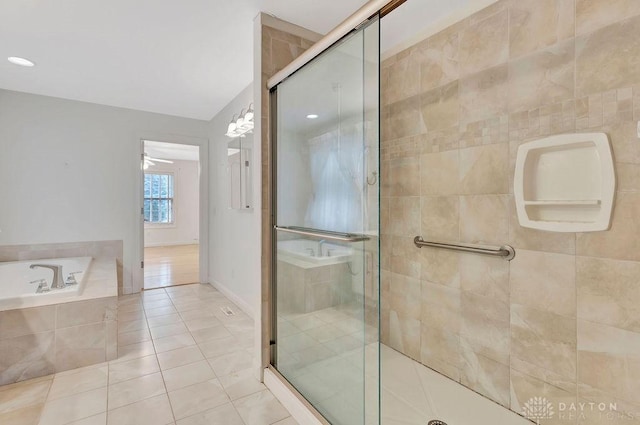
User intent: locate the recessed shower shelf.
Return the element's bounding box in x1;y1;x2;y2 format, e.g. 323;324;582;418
514;133;616;233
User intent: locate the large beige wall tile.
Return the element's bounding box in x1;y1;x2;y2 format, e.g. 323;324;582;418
57;297;117;329
420;196;459;241
606;120;640;164
509;0;575;58
511;369;577;425
388;196;420;237
420;27;460;92
459;255;509;303
0;306;56;340
270;38;305;75
418;247;460;288
577;256;640;333
420;81;459;131
55;323;106;372
459;64;509;126
511;250;576;317
421;280;460;333
390;236;421;279
388;96;424;140
459;195;509;245
617;163;640;192
511;356;575;394
461;291;510;364
389;273;421;321
576;389;640;424
388;311;420;360
508;39;575;112
459;143;509;194
576;15;640;96
0;332;55;385
460;340;509;407
459;10;509;76
576;0;640;35
511;304;577;381
576;192;640;261
578;320;640;406
420;150;460;196
387;48;422;104
380;197;390;234
389;157;420;196
420;323;461;380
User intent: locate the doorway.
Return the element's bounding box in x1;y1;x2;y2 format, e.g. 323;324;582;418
142;140;201;289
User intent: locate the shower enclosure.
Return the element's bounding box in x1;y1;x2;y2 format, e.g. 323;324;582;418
270;15;380;425
268;0;639;424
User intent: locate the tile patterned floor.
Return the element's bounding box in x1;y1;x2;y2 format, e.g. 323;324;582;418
144;244;199;289
0;284;299;425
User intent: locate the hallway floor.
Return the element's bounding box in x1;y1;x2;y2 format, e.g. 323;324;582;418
0;284;298;425
144;244;199;289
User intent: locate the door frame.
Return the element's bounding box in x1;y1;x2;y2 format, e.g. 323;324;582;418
135;134;209;293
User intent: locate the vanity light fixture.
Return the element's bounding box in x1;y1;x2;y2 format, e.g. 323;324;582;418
8;56;35;67
225;103;255;138
306;114;319;119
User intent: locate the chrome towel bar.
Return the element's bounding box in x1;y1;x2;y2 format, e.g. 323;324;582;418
413;236;515;261
275;226;370;242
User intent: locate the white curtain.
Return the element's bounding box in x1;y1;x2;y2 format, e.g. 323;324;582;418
305;124;365;233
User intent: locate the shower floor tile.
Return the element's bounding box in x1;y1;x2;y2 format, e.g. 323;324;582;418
0;284;299;425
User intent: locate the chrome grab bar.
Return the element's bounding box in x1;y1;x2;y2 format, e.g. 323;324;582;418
275;226;370;242
413;236;515;261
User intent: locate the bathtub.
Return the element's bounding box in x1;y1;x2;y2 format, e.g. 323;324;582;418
0;256;94;311
0;255;119;384
277;239;353;265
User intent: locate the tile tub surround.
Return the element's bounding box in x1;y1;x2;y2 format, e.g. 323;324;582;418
0;258;118;385
381;0;640;422
0;283;299;425
0;240;125;294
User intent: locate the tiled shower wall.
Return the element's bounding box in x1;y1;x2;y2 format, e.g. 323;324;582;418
380;0;640;421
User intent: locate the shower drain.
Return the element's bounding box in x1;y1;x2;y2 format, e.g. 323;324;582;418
428;421;448;425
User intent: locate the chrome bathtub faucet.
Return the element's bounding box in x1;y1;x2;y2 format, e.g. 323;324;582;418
317;240;326;257
29;264;66;289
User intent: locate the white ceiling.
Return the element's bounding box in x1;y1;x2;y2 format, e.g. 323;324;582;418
0;0;492;121
145;140;199;161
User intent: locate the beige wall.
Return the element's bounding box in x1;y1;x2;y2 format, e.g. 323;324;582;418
381;0;640;420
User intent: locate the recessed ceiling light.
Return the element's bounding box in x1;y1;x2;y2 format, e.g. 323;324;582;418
8;56;35;67
306;114;319;119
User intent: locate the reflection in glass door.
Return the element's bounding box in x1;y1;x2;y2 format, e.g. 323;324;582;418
271;17;380;425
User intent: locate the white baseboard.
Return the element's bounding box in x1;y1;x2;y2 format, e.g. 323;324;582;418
143;241;199;248
263;368;325;425
209;279;255;319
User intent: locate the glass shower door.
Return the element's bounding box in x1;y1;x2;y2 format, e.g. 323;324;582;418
271;17;380;425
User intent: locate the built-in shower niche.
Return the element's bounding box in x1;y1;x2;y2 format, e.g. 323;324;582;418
514;133;616;232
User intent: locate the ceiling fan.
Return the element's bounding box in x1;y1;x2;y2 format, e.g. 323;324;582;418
143;152;173;169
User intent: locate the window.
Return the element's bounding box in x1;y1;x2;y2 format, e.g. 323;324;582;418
144;173;174;224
